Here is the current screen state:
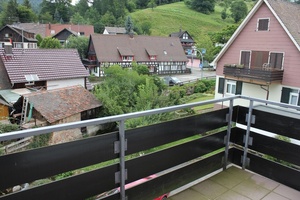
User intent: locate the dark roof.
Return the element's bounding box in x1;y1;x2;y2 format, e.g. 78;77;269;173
0;25;38;42
169;30;195;43
91;34;188;62
24;86;102;123
267;0;300;48
52;28;78;38
0;48;89;84
14;23;47;38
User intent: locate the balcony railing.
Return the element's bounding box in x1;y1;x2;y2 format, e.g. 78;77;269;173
223;65;284;85
82;59;98;67
0;96;299;200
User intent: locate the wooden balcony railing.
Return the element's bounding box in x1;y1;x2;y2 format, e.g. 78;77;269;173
223;65;284;85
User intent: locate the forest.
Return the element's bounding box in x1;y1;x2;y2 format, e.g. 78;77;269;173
0;0;187;33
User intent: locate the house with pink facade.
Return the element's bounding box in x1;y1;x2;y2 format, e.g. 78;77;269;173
213;0;300;108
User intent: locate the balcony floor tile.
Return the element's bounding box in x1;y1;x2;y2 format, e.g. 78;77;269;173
169;166;300;200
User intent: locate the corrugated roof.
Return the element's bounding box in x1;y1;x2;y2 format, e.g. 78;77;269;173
24;86;102;123
0;48;89;84
104;27;126;34
91;34;188;63
0;90;21;104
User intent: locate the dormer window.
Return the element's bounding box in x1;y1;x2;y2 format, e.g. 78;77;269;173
150;55;156;60
257;18;270;31
122;56;133;61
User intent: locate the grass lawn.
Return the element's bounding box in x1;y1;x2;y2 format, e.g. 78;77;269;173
187;94;215;113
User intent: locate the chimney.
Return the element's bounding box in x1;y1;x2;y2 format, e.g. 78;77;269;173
4;43;13;55
129;32;134;38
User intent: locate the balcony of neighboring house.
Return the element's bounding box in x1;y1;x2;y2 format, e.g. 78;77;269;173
223;63;284;85
0;96;300;200
0;42;37;49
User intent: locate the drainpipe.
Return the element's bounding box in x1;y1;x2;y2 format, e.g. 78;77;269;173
260;85;269;104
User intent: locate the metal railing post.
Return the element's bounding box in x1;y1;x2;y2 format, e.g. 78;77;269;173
242;100;254;170
119;120;126;200
224;99;233;170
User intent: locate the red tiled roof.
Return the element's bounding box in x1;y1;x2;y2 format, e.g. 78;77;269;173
0;48;89;84
91;34;188;63
24;85;102;123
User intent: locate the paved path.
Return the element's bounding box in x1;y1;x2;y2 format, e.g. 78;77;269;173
175;59;216;83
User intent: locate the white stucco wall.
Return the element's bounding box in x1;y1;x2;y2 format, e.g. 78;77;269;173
47;78;85;90
215;75;283;107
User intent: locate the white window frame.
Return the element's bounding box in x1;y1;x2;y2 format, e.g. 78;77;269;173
268;51;284;70
226;80;236;95
183;33;188;40
257;18;270;31
289;92;299;105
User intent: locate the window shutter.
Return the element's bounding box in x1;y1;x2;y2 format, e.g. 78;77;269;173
240;51;250;67
298;91;300;106
235;81;243;95
258;19;269;31
218;77;225;94
280;87;290;103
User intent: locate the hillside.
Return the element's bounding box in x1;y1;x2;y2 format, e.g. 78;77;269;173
131;2;255;54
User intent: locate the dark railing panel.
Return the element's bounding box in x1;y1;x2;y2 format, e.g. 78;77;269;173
126;108;229;154
0;164;118;200
126;130;226;183
231;127;300;166
125;151;225;200
230;148;300;191
223;66;284;83
237;106;300;140
0;132;118;190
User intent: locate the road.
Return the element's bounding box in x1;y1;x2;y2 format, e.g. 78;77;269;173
174;58;216;83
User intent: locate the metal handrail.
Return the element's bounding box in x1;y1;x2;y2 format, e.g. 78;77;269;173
1;95;299;142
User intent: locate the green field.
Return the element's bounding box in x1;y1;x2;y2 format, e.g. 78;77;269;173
131;1;255;51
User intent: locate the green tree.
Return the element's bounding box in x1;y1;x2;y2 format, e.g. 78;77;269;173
36;34;43;47
38;12;53;23
2;0;19;24
93;65;174;129
70;12;88;25
100;11;116;26
17;5;37;22
64;35;89;59
140;21;152;35
39;37;62;48
230;0;248;23
74;0;89;16
188;0;216;14
125;15;134;34
23;0;31;9
84;7;101;24
221;8;227;20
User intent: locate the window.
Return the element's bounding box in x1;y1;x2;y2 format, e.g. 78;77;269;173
183;33;188;40
257;18;269;31
281;87;300;106
218;78;242;95
150;55;156;60
240;51;250;68
226;81;236;95
289;92;299;105
269;52;284;69
122;56;133;61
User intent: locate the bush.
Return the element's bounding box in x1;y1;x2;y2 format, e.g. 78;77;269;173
0;123;19;133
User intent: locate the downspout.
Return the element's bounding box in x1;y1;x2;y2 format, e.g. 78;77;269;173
260;85;269;104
